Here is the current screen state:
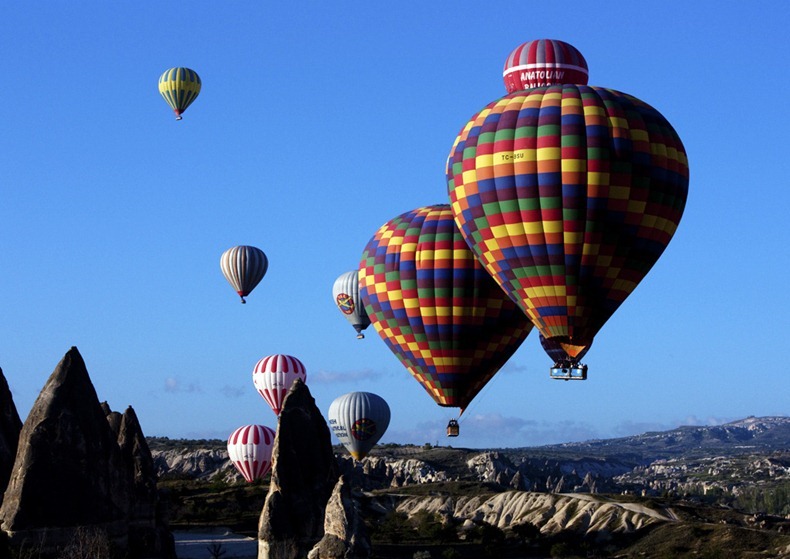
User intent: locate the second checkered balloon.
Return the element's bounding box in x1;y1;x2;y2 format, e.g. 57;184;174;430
358;204;532;413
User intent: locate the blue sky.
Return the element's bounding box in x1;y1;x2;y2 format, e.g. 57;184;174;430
1;2;787;449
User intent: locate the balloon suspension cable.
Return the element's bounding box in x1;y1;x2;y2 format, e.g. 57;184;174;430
455;362;509;429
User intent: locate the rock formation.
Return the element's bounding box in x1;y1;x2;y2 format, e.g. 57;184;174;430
0;347;131;554
394;491;675;537
117;406;175;559
308;476;370;559
0;367;22;505
152;446;232;480
258;379;340;559
103;401;124;436
0;347;174;558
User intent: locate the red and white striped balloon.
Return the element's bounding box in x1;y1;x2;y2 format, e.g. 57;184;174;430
227;424;275;483
502;39;588;93
252;354;307;415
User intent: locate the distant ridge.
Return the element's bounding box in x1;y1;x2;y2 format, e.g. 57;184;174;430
148;416;790;456
529;416;790;461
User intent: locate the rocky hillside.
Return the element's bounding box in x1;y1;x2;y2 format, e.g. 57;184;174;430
149;416;790;516
539;416;790;460
390;490;675;535
153;416;790;558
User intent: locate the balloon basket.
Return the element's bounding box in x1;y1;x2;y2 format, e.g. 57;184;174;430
446;419;459;437
550;365;588;381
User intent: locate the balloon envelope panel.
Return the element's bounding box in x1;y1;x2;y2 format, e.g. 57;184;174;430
540;333;591;363
359;204;532;411
328;391;390;460
447;85;689;356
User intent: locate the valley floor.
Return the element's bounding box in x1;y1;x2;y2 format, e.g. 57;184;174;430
173;529;256;559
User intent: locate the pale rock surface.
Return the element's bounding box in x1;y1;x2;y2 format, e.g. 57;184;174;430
308;476;370;559
395;491;675;537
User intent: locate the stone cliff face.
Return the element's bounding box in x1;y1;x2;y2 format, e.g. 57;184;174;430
258;379;340;559
0;347;132;552
0;368;22;505
153;447;232;480
335;451;625;494
338;456;449;490
153;446;632;496
308;475;369;559
0;347;174;559
117;406;175;559
392;491;676;537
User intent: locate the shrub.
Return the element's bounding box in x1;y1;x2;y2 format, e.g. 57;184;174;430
57;527;112;559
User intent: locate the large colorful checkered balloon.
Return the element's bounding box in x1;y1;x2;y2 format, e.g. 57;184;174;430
447;84;689;361
359;205;533;412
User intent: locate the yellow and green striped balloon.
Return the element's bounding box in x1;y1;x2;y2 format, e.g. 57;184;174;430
158;67;201;120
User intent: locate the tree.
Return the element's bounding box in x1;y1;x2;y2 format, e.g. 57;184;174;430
58;527;112;559
510;521;541;543
207;542;227;559
375;511;412;544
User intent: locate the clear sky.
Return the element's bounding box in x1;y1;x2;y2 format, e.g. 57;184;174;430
1;2;787;449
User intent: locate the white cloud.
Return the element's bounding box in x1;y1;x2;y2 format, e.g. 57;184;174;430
386;413;601;448
164;377;202;394
309;368;382;384
220;385;246;398
612;415;738;438
461;413;600;448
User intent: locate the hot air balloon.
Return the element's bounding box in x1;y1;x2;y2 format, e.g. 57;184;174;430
503;39;588;93
328;391;390;460
227;424;275;482
252;354;307;416
332;270;371;339
359;205;533;433
447;60;689;377
158;67;201;120
540;334;591;380
220;245;268;303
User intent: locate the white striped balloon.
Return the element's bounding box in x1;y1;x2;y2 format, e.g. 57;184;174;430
332;270;371;339
252;354;307;416
328;391;390;461
227;424;275;482
220;245;269;303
